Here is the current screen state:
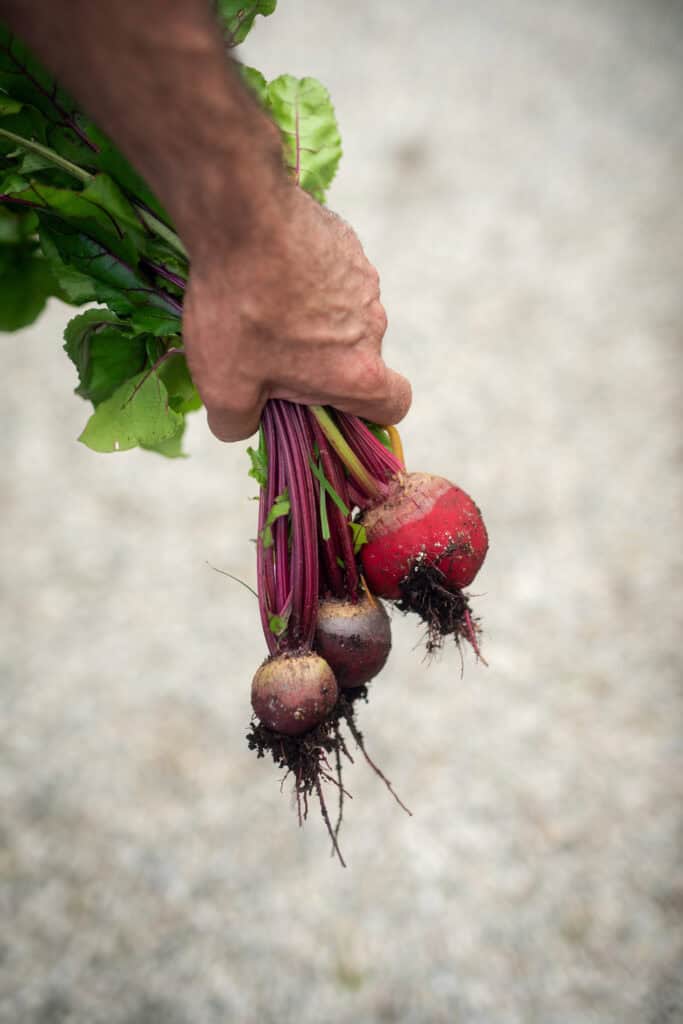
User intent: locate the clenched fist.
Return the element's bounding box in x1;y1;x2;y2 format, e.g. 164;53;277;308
183;186;411;442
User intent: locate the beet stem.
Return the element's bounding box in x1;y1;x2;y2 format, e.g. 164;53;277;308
310;406;383;500
386;424;405;468
309;413;360;599
257;409;278;655
336;411;403;486
260;401;319;651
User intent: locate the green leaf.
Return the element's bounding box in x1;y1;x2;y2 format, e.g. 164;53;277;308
261;488;290;548
215;0;277;46
319;472;331;541
0;96;47;143
145;335;165;365
247;424;267;487
1;176;143;259
141;419;188;458
144;238;189;279
350;521;367;554
14;150;56;175
0;245;54;330
265;75;342;201
0;28;54;110
0;27;97;164
268;610;289;637
90;136;168;222
0;96;22;116
0;170;28;194
63;308;147;405
307;455;365;552
240;66;268;104
0;206;37;243
40;220;136;303
80;173;144;236
365;421;393;450
78;371;183;453
158;355;202;414
308;456;350;517
38;220;177;315
38;227;97;303
126;305;182;337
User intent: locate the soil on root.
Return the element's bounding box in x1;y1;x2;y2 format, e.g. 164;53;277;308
396;550;486;662
246;687;410;867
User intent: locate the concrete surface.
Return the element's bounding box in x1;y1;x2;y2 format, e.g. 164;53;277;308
1;1;682;1021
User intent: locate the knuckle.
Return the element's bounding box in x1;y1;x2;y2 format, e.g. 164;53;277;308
362;301;387;347
373;302;388;337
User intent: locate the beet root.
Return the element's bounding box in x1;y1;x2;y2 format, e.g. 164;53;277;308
251;652;338;736
315;594;392;688
396;553;485;658
360;472;488;600
247;685;410;867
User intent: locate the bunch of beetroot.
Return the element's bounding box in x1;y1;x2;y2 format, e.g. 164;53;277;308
245;401;488;864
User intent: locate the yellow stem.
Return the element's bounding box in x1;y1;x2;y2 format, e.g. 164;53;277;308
359;574;378;607
386;424;405;469
310;406;381;500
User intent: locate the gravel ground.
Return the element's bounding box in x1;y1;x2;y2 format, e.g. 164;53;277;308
1;1;682;1022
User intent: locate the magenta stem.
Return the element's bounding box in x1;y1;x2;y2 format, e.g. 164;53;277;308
258;401;320;654
335;412;403;486
309;414;360;600
257;407;279;656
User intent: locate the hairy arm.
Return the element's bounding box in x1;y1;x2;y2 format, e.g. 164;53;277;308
0;0;411;440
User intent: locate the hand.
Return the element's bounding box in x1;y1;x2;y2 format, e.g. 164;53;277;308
182;186;411;442
0;2;410;443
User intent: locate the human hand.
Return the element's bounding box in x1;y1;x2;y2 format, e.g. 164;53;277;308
0;1;409;442
182;186;411;442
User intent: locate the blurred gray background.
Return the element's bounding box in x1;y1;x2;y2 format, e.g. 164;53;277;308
2;0;682;1022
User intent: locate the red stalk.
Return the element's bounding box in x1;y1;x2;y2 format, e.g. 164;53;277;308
258;401;320;654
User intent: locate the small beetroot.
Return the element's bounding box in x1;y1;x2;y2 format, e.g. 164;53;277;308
315;594;391;688
251;652;338;736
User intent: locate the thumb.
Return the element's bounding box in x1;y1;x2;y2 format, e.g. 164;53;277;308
334;361;412;428
204;388;265;443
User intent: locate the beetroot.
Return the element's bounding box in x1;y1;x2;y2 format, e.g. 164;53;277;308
360;472;488;600
315;594;391;688
248;403;411;865
251;652;338;736
247;406;476;861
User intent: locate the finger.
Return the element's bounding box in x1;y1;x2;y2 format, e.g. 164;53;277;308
333;359;412;427
204;391;265;443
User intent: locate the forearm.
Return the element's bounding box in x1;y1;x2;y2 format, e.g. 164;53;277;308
0;0;288;263
1;0;411;439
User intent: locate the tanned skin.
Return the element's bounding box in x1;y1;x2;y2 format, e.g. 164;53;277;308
0;1;411;441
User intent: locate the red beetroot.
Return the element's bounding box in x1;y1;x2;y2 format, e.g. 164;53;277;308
251;652;338;736
360;472;488;600
315;595;392;688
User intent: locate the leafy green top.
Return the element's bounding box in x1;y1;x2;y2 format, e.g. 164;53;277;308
215;0;277;47
0;11;342;456
263;75;342;201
